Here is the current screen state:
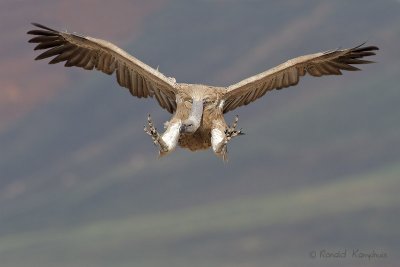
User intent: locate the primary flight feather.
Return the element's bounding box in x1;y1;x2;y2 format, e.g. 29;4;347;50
28;23;379;161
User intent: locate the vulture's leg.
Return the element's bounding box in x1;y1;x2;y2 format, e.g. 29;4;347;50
144;114;180;157
211;127;228;161
225;115;244;139
211;115;244;161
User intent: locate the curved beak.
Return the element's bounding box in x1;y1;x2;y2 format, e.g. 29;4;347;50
180;100;204;134
179;124;186;133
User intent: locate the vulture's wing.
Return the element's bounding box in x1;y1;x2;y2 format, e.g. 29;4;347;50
28;23;177;113
223;44;378;113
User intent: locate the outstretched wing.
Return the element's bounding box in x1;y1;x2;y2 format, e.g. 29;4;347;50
223;44;379;113
28;23;177;113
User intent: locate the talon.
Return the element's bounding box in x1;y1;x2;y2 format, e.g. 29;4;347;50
144;114;170;154
232;115;239;128
223;115;244;145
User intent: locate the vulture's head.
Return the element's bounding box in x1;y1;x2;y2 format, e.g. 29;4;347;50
179;86;222;134
180;120;197;133
180;99;204;134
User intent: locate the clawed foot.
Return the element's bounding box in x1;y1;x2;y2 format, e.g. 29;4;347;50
215;115;244;162
224;115;244;142
144;114;169;153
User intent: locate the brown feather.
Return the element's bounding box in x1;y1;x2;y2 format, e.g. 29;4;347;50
224;44;378;113
48;47;81;64
29;36;59;43
28;23;177;113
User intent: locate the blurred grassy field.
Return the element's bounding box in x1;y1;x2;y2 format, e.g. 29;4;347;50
1;163;399;267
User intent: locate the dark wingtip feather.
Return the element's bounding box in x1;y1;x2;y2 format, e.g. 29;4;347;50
352;44;379;53
353;42;367;49
34;55;43;61
31;23;57;32
28;35;59;43
27;30;54;36
33;40;64;51
27;23;59;37
351;59;376;64
368;46;379;51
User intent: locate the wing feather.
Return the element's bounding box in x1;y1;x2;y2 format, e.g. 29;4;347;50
28;23;177;113
223;44;378;113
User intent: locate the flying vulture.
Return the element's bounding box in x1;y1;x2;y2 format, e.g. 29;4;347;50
28;23;378;161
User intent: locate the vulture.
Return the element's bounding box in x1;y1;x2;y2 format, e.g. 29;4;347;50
28;23;378;161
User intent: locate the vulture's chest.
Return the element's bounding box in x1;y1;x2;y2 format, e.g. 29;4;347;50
178;121;212;151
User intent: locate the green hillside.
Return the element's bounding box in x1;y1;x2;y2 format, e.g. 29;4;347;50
1;163;399;267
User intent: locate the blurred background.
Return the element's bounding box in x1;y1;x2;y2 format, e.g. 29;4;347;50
1;0;399;266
